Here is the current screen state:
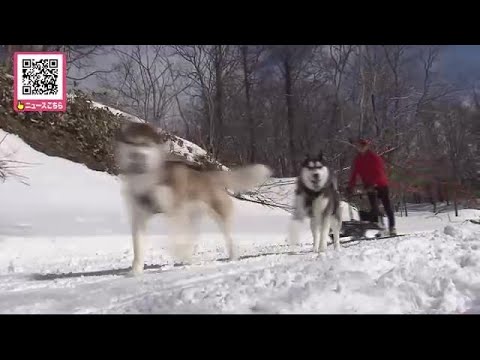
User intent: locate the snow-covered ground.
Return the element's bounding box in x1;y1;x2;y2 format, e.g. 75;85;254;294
1;129;480;314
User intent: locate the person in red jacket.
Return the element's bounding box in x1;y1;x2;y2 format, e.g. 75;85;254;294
347;139;396;236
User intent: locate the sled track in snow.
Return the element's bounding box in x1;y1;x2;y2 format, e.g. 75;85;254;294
30;234;408;281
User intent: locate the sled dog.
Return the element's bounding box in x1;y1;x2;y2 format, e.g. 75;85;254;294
288;153;342;253
115;122;272;275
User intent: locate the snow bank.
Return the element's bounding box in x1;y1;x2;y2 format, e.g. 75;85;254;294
1;221;479;314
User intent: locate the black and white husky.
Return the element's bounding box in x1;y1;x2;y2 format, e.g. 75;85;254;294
288;153;342;253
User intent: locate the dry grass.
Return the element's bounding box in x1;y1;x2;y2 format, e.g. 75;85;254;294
0;133;32;186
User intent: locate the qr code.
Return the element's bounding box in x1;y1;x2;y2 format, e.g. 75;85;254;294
21;58;59;96
14;52;66;112
16;53;65;101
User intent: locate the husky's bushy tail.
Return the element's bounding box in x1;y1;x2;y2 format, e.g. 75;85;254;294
218;164;272;193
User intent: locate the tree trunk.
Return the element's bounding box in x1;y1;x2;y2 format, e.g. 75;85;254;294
371;94;381;137
204;95;215;156
454;188;459;217
241;46;256;163
329;101;339;140
358;45;366;137
5;45;19;72
284;57;295;175
214;45;224;156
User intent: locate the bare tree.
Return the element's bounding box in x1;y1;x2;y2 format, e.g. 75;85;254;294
172;45;216;153
172;45;239;158
86;44;478;204
382;45;409;146
264;45;315;174
240;45;265;163
99;45;184;127
57;45;114;83
327;45;354;133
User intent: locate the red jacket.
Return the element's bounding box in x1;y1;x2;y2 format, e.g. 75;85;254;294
348;150;388;190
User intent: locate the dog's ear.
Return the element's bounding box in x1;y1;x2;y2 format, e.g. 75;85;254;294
318;152;324;162
301;153;311;165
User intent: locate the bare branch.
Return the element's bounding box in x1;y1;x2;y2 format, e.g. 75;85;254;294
67;69;115;81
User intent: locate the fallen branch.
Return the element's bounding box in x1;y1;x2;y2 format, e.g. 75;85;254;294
232;193;293;212
227;178;295;213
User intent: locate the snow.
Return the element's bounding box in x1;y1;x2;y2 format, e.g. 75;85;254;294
89;99;144;124
1;128;480;314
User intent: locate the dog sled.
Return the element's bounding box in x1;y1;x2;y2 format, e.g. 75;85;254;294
339;191;389;240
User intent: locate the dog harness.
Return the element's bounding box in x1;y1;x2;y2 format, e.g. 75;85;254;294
295;180;339;217
136;193;163;214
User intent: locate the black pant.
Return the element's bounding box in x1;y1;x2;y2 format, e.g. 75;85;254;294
367;186;395;229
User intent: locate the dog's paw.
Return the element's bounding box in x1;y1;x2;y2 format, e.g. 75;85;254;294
131;262;144;276
228;250;240;261
318;244;327;253
317;252;327;260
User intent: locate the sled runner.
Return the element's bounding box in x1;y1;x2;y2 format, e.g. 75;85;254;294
339;191;389;240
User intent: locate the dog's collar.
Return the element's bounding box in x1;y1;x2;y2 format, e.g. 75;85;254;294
304;186;325;198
